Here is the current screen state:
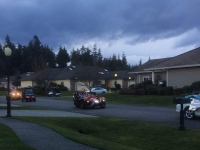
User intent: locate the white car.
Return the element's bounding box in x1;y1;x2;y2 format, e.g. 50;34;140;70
87;88;108;94
176;94;200;119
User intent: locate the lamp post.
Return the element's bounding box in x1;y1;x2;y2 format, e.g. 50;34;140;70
4;47;12;117
128;77;131;87
114;74;117;92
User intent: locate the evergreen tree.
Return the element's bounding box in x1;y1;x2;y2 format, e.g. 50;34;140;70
121;52;128;70
56;46;70;68
96;48;103;67
139;59;142;66
92;43;98;65
71;48;80;66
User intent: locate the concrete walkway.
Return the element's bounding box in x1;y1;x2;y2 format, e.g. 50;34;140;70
0;108;98;150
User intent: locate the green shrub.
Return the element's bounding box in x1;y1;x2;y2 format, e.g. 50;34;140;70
163;86;174;95
61;86;68;91
146;85;157;95
115;84;121;90
182;86;192;94
157;87;164;95
173;88;183;95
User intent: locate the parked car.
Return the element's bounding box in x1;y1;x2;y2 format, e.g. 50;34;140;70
10;90;22;100
48;91;61;97
73;91;106;109
175;94;200;119
48;87;61;97
86;88;108;94
21;87;36;102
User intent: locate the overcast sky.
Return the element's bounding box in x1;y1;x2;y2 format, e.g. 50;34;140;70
1;0;200;65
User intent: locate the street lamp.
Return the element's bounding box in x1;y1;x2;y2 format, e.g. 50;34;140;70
4;47;12;117
128;77;131;87
114;73;117;85
114;74;117;92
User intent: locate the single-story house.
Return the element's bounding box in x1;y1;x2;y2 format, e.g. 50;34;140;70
19;66;135;91
131;47;200;88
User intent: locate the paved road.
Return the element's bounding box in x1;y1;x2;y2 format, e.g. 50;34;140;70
1;96;200;129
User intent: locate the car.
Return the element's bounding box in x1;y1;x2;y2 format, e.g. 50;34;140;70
21;87;36;102
48;91;61;97
73;91;106;109
175;94;200;119
48;87;61;97
10;90;22;100
86;88;108;94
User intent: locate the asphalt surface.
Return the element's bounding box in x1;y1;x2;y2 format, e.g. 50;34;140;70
0;105;98;150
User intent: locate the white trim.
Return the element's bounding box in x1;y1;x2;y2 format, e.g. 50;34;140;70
152;72;155;84
166;70;168;86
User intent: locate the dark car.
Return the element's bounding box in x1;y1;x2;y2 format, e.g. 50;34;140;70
73;92;106;109
21;87;36;102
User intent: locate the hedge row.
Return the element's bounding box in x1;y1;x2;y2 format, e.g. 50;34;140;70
119;86;178;95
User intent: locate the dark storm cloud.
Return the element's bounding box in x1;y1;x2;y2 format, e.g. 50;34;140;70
0;0;200;49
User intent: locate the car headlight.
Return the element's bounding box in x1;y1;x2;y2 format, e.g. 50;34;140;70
94;100;99;103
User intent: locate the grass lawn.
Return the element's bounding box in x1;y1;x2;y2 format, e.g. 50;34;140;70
13;117;200;150
0;123;34;150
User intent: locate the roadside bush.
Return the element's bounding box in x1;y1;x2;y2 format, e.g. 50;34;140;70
60;86;68;91
119;88;128;94
49;82;57;87
115;84;121;90
137;88;147;95
157;87;164;95
129;84;135;89
163;86;174;95
190;81;200;92
146;85;157;95
173;88;183;95
182;86;192;94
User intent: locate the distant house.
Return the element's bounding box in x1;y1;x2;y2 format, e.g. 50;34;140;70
0;73;28;89
20;66;135;91
130;47;200;88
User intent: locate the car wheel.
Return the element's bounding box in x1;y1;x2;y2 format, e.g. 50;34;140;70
184;106;195;119
102;91;105;94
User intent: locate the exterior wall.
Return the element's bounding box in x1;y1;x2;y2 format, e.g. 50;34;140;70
107;79;122;88
168;67;200;88
21;81;33;87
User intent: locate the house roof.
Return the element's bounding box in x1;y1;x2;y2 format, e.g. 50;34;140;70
0;73;28;82
132;47;200;72
146;47;200;70
20;68;64;81
19;66;134;81
110;70;135;79
133;58;171;73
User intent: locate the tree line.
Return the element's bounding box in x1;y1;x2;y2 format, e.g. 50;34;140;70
0;35;139;77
